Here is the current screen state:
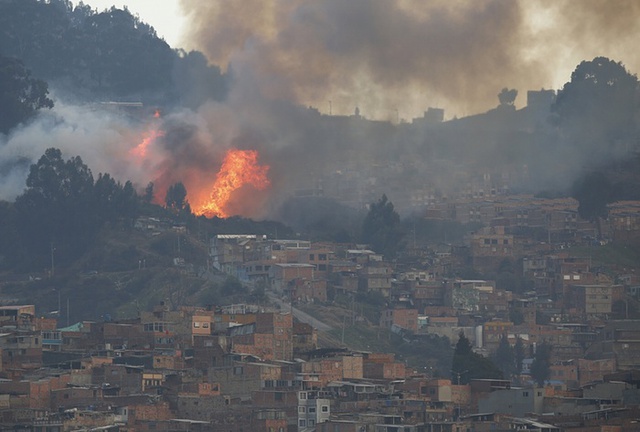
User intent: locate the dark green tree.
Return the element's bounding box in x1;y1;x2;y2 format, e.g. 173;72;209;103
94;173;120;223
553;57;639;153
15;148;95;266
571;171;612;238
0;0;71;79
361;194;404;258
452;332;502;384
82;7;175;95
118;181;139;227
143;182;155;204
165;182;188;210
0;55;53;133
493;334;515;379
530;342;552;387
13;148;139;270
0;1;230;106
514;337;526;376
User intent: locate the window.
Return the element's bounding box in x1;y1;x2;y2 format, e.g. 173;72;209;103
309;254;315;260
234;366;243;375
503;239;509;244
309;420;315;426
299;420;306;427
308;407;316;413
523;391;529;397
202;323;209;328
299;407;306;413
193;322;200;328
275;392;283;401
319;264;327;271
321;405;329;413
319;254;327;260
484;239;490;245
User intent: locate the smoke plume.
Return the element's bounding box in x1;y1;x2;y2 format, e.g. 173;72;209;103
181;0;640;118
3;1;640;221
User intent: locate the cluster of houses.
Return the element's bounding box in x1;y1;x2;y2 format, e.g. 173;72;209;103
2;192;640;430
1;300;640;431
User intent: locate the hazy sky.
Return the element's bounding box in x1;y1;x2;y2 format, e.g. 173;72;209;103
82;0;187;48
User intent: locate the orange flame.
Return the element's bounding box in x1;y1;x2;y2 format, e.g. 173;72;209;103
194;149;270;218
130;129;165;159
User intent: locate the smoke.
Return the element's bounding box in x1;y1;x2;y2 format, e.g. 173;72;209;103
181;0;640;118
3;1;640;221
0;99;227;208
0;100;139;200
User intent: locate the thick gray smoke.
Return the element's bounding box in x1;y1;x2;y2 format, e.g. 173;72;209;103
3;1;640;220
181;0;640;118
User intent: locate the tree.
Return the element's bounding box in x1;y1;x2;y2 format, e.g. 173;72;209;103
571;171;612;238
94;173;120;223
493;334;515;380
530;342;552;387
0;55;53;133
165;182;188;210
118;181;139;227
514;337;525;376
13;148;139;269
361;194;404;258
452;332;502;384
143;182;155;204
553;57;639;153
498;88;517;107
15;148;95;266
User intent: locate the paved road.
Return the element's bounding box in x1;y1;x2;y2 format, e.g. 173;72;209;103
267;293;333;332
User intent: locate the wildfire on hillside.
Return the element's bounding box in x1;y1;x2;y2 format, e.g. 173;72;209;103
129;129;165;160
192;149;270;218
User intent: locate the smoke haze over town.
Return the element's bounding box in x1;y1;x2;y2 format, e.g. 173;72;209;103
2;0;640;220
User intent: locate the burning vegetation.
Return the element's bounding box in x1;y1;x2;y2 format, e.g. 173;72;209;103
193;149;270;218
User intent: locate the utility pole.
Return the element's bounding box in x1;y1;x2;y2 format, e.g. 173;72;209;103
451;369;468;385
